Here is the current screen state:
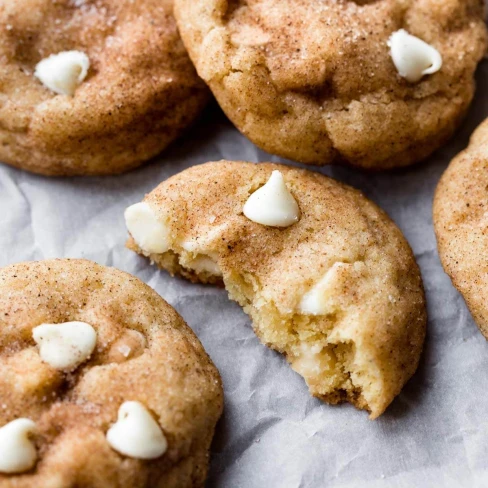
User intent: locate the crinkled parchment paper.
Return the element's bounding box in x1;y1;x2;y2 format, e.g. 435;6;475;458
1;51;488;488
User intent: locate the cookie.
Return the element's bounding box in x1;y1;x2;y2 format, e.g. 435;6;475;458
434;119;488;339
0;259;223;487
0;0;208;176
173;0;486;170
125;161;426;418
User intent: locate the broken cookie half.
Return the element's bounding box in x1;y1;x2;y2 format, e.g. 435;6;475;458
125;161;426;419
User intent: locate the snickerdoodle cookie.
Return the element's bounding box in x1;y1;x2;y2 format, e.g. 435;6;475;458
0;0;208;176
434;119;488;340
125;161;426;418
0;259;223;487
174;0;486;170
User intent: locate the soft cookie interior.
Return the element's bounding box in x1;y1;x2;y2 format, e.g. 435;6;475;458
126;161;426;418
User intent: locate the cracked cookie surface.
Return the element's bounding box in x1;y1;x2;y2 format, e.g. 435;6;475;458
174;0;486;170
126;161;426;418
0;259;223;488
0;0;208;176
434;119;488;340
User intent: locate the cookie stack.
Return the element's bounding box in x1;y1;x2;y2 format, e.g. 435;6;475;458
0;0;486;486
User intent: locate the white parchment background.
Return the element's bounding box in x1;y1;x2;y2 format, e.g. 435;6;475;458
1;58;488;488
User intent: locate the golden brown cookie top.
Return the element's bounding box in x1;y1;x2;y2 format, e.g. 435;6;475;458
0;0;208;175
174;0;487;169
434;119;488;339
128;161;426;418
0;259;223;487
222;0;482;97
0;0;178;138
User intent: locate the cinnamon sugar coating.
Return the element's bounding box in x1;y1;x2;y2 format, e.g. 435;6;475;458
0;259;223;487
127;161;426;418
174;0;486;169
0;0;208;175
434;119;488;340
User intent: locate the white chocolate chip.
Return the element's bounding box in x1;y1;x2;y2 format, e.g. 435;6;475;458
187;255;222;277
388;29;442;83
182;241;199;253
181;242;222;276
243;171;300;227
35;51;90;96
0;419;37;474
106;401;167;460
292;343;325;378
32;321;97;371
125;202;170;255
299;263;348;315
299;278;330;315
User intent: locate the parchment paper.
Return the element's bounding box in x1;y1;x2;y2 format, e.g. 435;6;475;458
1;59;488;488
